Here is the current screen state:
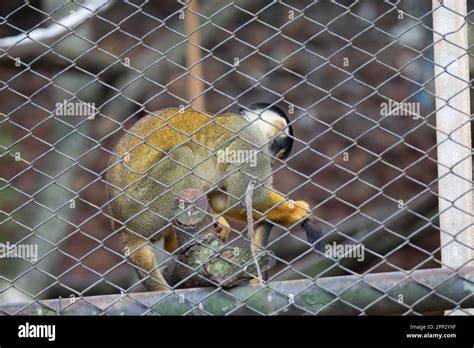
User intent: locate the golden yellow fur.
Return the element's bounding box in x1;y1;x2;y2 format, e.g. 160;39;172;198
107;108;311;291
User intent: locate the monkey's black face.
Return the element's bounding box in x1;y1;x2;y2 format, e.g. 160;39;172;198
270;132;293;160
239;103;294;160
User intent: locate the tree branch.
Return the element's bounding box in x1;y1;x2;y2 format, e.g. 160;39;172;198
0;0;114;57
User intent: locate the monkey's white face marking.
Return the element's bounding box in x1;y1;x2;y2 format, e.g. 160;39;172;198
242;108;289;140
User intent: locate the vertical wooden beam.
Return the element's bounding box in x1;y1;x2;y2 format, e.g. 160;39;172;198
185;0;206;111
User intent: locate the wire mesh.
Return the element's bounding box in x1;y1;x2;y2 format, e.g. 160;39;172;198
0;0;473;315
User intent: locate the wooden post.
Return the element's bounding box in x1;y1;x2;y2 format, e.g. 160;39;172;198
185;0;206;111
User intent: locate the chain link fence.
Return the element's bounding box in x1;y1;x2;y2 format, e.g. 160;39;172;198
0;0;473;315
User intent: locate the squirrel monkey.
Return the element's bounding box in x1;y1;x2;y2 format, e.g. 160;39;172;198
106;103;323;291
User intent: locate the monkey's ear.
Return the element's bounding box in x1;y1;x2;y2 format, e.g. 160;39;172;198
302;219;325;251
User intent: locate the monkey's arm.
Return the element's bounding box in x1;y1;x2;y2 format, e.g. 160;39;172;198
226;191;311;225
225;191;324;250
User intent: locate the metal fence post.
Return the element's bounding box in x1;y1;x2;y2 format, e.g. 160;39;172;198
432;0;474;314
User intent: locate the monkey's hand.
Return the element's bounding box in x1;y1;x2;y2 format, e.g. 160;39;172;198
261;197;311;225
264;199;326;251
287;200;311;223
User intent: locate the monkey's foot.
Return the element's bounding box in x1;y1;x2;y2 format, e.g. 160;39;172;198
249;278;260;285
137;271;170;292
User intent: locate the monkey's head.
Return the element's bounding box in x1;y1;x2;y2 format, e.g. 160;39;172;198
239;103;294;160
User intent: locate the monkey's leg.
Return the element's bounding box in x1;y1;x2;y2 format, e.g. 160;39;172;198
121;231;169;291
253;221;273;248
164;230;179;253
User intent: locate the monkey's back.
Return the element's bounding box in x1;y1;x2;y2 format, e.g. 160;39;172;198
106;108;265;236
107;108;256;181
